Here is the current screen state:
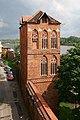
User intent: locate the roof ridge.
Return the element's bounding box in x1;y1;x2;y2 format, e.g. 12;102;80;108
28;10;43;22
20;10;61;24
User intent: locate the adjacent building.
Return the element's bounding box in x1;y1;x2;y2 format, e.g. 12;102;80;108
20;10;61;119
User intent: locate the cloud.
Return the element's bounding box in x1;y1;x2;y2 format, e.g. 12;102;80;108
0;19;8;28
0;0;80;38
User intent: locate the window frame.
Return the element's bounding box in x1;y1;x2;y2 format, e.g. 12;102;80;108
42;30;48;49
51;56;57;75
41;56;48;76
51;31;57;48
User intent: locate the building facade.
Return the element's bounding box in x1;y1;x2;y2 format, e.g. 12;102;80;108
20;11;61;118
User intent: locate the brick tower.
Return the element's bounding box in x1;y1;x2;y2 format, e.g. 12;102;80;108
20;10;61;114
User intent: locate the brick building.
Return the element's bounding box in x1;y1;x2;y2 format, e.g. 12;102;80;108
1;45;14;60
20;11;61;119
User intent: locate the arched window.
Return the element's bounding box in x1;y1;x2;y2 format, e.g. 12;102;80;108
51;31;57;48
51;56;57;75
42;30;48;49
32;29;38;41
41;56;48;75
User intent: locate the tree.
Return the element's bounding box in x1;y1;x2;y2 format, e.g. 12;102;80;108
13;45;20;64
60;36;80;45
12;45;20;80
54;45;80;107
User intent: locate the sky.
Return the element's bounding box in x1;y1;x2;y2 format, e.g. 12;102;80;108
0;0;80;39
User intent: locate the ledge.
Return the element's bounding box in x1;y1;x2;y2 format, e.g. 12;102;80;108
26;81;58;120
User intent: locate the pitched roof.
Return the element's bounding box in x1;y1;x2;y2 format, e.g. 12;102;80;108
22;16;32;22
20;16;32;24
20;10;61;25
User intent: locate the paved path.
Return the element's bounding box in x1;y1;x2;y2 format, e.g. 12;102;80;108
0;67;30;120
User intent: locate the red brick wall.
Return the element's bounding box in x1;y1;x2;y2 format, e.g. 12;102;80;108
26;22;60;79
27;53;60;80
34;80;58;115
20;24;28;100
20;17;60;112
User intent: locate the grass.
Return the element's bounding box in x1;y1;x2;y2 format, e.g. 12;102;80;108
59;102;76;120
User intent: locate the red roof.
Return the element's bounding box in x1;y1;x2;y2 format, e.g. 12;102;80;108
22;16;32;22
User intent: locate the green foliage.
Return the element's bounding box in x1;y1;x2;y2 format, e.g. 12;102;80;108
59;102;73;120
4;60;12;67
12;45;20;80
59;102;80;120
13;45;20;64
3;51;8;60
61;36;80;46
72;108;80;120
54;45;80;104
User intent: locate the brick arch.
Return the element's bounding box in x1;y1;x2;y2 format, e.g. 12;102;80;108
32;29;39;49
52;30;57;36
32;29;38;41
51;55;57;62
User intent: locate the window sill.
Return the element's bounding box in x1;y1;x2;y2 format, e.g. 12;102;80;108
51;48;57;49
41;75;48;77
50;74;56;76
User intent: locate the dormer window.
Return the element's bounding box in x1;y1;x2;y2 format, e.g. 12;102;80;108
32;29;38;41
42;15;47;23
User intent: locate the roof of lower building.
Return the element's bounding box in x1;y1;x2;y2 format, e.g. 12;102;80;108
20;10;61;25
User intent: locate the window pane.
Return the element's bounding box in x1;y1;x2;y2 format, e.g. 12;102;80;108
51;63;55;75
42;30;48;49
51;38;57;48
41;56;47;75
51;56;57;75
51;31;57;48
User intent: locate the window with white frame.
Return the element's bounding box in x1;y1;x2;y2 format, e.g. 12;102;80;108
41;56;48;75
42;30;48;49
51;56;57;75
51;31;57;48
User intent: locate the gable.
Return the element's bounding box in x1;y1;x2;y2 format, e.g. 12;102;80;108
28;11;61;24
20;10;61;25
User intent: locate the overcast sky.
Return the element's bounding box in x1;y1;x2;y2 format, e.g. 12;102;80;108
0;0;80;39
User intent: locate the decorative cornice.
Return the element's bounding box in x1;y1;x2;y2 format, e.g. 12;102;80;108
28;28;32;32
38;28;42;32
27;49;60;55
48;28;52;32
56;28;60;32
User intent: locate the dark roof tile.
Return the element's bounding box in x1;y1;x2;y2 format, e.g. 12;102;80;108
20;10;61;25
